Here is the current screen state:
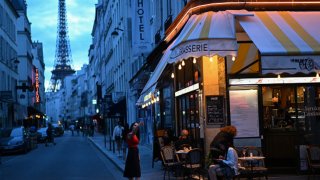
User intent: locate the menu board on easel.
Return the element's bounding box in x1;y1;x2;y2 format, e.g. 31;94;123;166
206;95;224;125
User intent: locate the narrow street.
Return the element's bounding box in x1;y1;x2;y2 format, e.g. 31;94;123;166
0;132;124;180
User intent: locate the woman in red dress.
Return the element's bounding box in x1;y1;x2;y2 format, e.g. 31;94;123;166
123;122;141;180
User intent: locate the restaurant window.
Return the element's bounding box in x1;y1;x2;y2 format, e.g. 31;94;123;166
175;57;202;91
160;85;175;130
262;85;320;144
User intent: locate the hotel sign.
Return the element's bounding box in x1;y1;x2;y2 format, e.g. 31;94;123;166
132;0;152;57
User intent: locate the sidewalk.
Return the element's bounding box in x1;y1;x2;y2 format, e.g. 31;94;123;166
88;132;319;180
88;132;164;180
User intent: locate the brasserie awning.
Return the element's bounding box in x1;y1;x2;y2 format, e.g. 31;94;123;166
237;11;320;75
169;11;238;63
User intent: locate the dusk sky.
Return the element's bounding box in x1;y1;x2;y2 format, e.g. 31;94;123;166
26;0;96;90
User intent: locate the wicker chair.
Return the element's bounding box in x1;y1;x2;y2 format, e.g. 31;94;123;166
306;145;320;176
160;145;181;180
182;148;203;179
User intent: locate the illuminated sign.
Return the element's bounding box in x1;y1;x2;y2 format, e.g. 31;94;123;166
35;68;40;103
175;83;199;97
143;92;152;102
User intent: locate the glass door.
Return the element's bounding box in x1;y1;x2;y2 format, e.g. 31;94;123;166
177;91;200;147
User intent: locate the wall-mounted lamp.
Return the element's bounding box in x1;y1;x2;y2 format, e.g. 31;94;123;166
193;57;196;64
111;27;124;37
14;58;20;64
171;72;175;78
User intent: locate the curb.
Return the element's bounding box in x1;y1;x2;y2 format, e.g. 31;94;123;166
88;137;125;172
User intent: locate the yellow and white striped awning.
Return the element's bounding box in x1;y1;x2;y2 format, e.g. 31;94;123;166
227;43;259;75
169;11;238;63
237;11;320;75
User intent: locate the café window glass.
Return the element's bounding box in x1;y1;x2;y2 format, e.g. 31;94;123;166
262;85;320;144
175;57;201;91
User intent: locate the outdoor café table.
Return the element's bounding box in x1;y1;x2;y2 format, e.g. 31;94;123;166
175;149;190;162
238;156;265;179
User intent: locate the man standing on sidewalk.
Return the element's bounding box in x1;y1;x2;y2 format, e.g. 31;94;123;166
113;121;124;156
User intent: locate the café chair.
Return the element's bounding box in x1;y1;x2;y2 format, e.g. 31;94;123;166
306;145;320;176
160;145;181;180
182;148;203;179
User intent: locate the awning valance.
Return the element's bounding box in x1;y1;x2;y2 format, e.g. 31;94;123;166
237;11;320;74
169;11;237;63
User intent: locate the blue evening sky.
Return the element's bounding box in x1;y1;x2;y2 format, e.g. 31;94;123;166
26;0;96;89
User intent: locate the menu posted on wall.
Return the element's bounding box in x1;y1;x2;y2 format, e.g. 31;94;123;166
206;95;224;125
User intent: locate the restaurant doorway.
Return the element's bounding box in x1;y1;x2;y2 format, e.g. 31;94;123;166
176;91;200;147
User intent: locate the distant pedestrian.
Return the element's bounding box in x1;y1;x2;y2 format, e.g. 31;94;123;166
46;123;56;146
76;124;80;136
82;125;87;136
123;122;143;180
90;124;95;137
113;121;124;156
69;124;75;136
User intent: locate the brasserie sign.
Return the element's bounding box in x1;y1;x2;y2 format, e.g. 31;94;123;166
171;42;209;59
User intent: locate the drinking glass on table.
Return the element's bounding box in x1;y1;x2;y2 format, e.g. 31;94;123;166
242;149;246;157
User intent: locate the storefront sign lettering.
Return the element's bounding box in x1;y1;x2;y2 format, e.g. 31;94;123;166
305;106;320;117
261;55;320;75
291;57;319;71
35;68;40;103
174;43;208;58
143;92;152;102
137;0;144;40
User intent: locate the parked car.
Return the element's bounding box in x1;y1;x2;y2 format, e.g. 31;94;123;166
52;123;64;137
36;127;48;143
0;127;31;154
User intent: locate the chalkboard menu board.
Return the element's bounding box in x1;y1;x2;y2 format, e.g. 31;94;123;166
206;95;224;125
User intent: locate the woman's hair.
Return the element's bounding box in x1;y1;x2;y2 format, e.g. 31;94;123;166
129;122;140;139
220;125;237;137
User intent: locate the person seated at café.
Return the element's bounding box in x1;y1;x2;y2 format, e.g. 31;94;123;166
210;125;237;159
208;126;238;180
174;129;191;150
208;144;239;180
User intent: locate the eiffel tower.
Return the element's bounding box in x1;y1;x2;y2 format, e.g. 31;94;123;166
49;0;75;92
